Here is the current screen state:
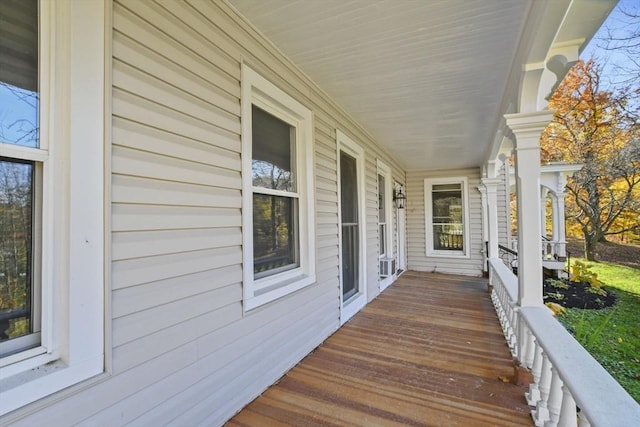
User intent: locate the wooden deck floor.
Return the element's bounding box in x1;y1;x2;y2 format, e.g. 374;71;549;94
228;271;532;426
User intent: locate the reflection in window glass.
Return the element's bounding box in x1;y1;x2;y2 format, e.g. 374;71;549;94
0;159;33;345
253;194;298;278
0;0;39;148
251;106;295;192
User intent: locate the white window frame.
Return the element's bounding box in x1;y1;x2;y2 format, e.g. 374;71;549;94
377;160;392;261
241;64;316;312
0;0;105;415
337;130;367;324
424;177;470;258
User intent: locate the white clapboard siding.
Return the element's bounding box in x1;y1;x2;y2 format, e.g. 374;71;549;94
85;285;336;427
6;0;405;425
113;117;241;175
406;168;484;276
112;175;241;208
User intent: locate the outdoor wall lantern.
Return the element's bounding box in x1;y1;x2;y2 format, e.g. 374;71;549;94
393;186;407;209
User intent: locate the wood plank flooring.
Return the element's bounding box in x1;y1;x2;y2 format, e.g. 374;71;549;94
228;271;532;426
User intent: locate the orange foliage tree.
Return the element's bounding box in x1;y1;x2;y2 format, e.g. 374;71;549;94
541;60;640;260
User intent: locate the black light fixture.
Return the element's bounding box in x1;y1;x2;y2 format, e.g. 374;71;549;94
393;186;406;209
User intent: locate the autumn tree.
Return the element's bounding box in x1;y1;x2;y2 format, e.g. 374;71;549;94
541;59;640;260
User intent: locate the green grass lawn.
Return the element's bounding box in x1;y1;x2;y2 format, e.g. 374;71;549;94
558;258;640;402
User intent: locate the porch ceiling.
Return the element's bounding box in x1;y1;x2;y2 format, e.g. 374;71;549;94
228;0;532;171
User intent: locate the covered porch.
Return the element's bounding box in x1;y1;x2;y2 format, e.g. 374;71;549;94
229;271;532;426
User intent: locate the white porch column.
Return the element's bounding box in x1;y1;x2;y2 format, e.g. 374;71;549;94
540;187;549;238
551;193;559;242
482;178;501;260
555;192;567;260
478;184;488;273
505;111;554;307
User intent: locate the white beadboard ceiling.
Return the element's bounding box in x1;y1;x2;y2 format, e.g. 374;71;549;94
228;0;532;171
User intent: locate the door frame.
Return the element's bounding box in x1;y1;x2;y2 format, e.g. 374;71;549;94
337;130;367;325
378;160;394;291
397;183;407;272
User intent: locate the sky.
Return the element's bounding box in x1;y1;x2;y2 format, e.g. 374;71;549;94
580;0;640;90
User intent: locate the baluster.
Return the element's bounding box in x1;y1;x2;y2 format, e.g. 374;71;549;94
556;384;577;427
524;328;535;369
533;351;552;426
526;339;543;405
545;367;563;426
509;302;524;359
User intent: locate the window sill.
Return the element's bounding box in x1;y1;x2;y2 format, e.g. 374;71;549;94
0;354;103;415
245;274;316;312
426;251;470;259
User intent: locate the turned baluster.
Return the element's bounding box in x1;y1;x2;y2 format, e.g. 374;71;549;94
533;351;552;426
556;384;577;427
526;339;543;405
545;367;563;426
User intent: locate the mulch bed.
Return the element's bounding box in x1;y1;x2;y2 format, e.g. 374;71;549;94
544;279;617;309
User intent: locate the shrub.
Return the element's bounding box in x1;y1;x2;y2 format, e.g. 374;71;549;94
571;261;603;288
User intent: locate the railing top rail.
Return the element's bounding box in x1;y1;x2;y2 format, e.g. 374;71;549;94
488;258;518;302
497;244;518;256
520;306;640;425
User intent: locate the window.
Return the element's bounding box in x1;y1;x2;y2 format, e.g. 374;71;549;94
242;64;315;311
0;0;41;359
1;0;104;415
377;160;392;260
378;174;387;257
424;177;470;257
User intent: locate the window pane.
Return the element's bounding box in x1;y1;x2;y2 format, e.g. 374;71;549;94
379;223;386;257
252;105;295;192
432;183;464;251
0;159;34;345
253;194;298;277
340;152;358;224
0;0;39;148
378;174;385;220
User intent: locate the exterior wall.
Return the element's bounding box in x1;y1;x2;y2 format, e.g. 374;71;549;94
4;1;404;425
406;168;484;276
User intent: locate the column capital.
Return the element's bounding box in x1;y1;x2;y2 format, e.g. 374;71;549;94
481;177;502;193
505;110;555;149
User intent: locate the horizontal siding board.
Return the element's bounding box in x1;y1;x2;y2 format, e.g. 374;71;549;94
112;264;241;318
113;283;241;347
112;204;240;232
112;227;241;261
113;89;240;153
113;117;240;170
113;60;240;134
113;31;239;115
112;175;241;208
112;145;241;189
116;0;239;82
112;246;242;290
113;2;239;96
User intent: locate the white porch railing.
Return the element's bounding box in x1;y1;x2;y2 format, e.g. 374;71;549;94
489;258;640;426
511;238;566;261
542;239;565;261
